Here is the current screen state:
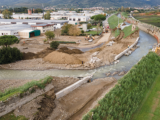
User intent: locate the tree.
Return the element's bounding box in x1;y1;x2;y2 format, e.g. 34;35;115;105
44;11;51;20
34;8;43;13
96;23;102;34
61;23;73;35
54;29;61;38
45;31;55;40
91;14;106;23
0;35;22;64
2;10;12;19
87;23;92;29
68;25;81;36
0;35;19;47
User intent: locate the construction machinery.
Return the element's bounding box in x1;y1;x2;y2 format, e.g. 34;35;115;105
154;43;160;53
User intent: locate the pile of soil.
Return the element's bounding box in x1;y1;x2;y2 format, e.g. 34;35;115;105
23;48;54;60
43;51;82;64
58;47;83;54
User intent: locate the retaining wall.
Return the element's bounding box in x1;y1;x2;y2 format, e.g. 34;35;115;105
122;15;160;43
56;75;92;99
114;37;140;60
0;84;54;117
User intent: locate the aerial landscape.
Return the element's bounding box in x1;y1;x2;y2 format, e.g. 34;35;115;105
0;0;160;120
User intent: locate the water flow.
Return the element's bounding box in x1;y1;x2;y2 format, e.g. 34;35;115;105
0;30;157;80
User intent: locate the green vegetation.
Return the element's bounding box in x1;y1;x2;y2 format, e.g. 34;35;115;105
121;12;129;18
50;41;59;49
2;10;12;19
113;29;120;37
0;35;19;47
0;47;23;64
44;11;51;20
91;14;106;22
131;74;160;120
61;23;73;35
133;15;160;27
123;25;139;38
0;112;27;120
45;31;55;40
83;52;160;120
108;15;123;29
85;31;101;35
87;23;92;29
0;35;22;64
0;76;52;102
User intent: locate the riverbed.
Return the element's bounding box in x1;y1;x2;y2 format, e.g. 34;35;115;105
0;30;157;80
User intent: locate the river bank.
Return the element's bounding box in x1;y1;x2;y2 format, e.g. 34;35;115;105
2;77;116;120
0;32;139;71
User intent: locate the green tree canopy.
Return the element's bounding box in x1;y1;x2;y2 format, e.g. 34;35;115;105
0;35;19;47
44;11;51;20
91;14;106;21
34;8;43;13
45;31;55;40
2;10;12;19
61;23;73;35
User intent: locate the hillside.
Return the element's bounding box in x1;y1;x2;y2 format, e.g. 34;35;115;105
0;0;160;8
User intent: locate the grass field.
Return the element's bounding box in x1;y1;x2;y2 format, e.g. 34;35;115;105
0;112;27;120
131;74;160;120
85;30;101;35
108;15;123;29
123;25;139;38
133;15;160;27
121;12;129;18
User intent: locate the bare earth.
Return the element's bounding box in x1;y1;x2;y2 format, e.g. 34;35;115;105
47;77;117;120
0;31;138;70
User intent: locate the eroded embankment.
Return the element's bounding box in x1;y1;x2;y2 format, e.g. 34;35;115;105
3;77;117;120
47;77;117;120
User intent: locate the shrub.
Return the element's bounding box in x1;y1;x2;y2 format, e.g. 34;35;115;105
68;25;81;36
87;23;92;29
50;41;59;49
0;46;23;64
45;31;55;40
81;30;84;34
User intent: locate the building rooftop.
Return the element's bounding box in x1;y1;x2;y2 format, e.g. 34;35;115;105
0;19;69;24
0;24;32;31
31;24;54;27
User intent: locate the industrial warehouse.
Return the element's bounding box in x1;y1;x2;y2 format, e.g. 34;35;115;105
0;19;68;38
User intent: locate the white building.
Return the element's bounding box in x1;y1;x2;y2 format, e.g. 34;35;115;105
31;24;55;33
68;16;90;24
0;24;33;38
0;19;68;29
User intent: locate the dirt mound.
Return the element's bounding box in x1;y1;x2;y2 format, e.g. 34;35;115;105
23;48;54;60
58;47;83;54
43;51;82;64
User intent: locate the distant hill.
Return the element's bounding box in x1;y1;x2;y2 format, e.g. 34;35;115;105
0;0;160;8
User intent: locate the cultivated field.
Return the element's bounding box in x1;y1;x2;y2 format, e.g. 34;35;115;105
131;74;160;120
133;15;160;27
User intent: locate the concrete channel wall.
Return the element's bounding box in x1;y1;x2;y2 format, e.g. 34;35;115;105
114;37;140;60
0;84;54;117
56;75;92;99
